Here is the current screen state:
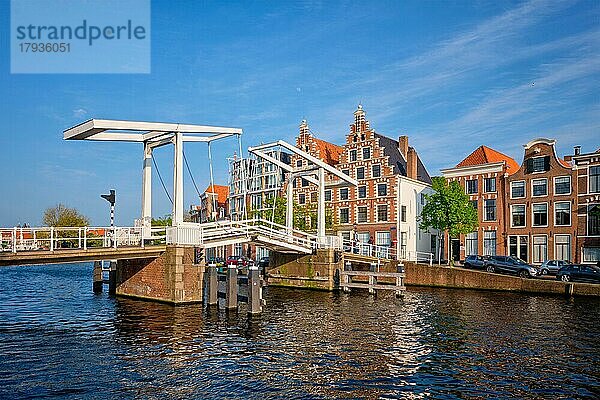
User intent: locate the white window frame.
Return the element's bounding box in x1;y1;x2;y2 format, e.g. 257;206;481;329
465;179;478;194
554;201;571;227
339;208;349;224
588;203;600;236
510;180;526;199
532;235;548;264
377;183;387;197
511;204;526;228
372;164;381;178
532;202;549;228
339;187;349;201
553;175;571;196
377;204;388;222
484;177;496;193
589;165;600;194
362;147;371;160
483;199;497;221
554;234;571;262
357;206;367;223
531;178;548;197
349;149;357;162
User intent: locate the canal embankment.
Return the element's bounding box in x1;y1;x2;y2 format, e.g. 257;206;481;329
266;250;600;297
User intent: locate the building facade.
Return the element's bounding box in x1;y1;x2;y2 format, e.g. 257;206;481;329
290;106;436;259
191;184;229;223
504;138;576;264
441;146;519;261
568;146;600;264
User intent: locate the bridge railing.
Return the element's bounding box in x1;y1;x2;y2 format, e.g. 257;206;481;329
0;226;167;253
338;239;397;260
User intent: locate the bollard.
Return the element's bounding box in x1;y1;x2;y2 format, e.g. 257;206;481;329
226;264;238;309
565;283;574;297
108;260;117;295
93;261;103;293
368;275;375;295
206;263;218;305
248;265;262;314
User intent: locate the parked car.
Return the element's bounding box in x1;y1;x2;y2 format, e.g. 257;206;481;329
539;260;570;275
485;256;539;278
207;257;225;267
226;255;254;267
556;264;600;283
257;256;269;274
464;255;490;270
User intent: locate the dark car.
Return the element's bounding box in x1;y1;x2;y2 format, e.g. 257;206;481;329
485;256;539;278
556;264;600;283
207;257;225;267
464;255;490;270
226;255;254;267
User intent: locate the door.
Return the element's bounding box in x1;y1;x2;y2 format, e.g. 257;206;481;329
452;239;460;261
509;236;529;262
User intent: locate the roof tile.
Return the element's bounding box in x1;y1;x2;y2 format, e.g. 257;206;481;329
456;145;519;173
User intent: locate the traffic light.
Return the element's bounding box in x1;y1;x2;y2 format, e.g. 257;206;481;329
101;190;115;205
195;247;204;264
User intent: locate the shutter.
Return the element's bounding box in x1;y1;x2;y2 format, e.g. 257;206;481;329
525;158;533;173
544;156;550;171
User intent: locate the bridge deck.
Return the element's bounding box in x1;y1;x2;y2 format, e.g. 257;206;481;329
0;246;166;267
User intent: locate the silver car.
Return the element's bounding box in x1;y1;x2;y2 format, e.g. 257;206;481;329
539;260;570;276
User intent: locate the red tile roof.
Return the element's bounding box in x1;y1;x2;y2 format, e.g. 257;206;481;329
314;137;343;166
204;184;229;204
456;145;520;173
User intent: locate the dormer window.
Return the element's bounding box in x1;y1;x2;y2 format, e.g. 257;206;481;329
526;156;549;173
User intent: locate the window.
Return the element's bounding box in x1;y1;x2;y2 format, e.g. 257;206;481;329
471;200;478;212
512;205;526;227
527;156;549;173
466;179;478;194
310;192;317;203
589;204;600;235
340;188;349;200
358;186;366;199
590;166;600;193
377;205;388;221
400;232;407;258
342;169;350;177
362;147;371;160
511;181;525;198
356;167;365;180
296;160;302;168
483;231;496;256
484;199;496;221
401;205;407;222
357;206;367;223
340;208;349;224
251;194;262;210
554;176;571;195
325;190;332;202
420;193;425;205
376;231;391;247
372;164;381;178
554;202;570;226
484;177;496;193
301;178;308;187
533;236;548;263
555;235;571;262
350;150;357;162
532;203;548;226
465;232;478;256
582;247;600;262
532;178;547;196
377;183;387;196
298;194;306;204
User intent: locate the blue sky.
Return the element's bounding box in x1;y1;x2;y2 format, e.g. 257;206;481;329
0;0;598;226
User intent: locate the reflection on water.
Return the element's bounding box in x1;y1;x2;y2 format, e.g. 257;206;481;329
0;262;599;399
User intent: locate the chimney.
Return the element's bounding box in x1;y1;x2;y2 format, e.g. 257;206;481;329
399;135;409;159
407;147;417;180
574;145;581;156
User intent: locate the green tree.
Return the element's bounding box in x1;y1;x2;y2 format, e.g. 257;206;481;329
151;214;172;226
250;197;287;226
43;203;89;227
419;177;479;265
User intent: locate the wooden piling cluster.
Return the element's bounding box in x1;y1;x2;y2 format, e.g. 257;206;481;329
340;269;405;297
205;264;263;314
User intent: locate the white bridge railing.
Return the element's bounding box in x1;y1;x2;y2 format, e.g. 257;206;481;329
0;226;167;253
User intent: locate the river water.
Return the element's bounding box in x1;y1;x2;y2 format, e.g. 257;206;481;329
0;262;598;399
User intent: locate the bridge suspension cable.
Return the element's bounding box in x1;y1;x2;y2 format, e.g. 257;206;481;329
152;156;173;205
182;150;201;198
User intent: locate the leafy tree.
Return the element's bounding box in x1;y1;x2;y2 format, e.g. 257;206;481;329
250;197;287;226
43;203;89;227
151;214;172;226
419;177;478;264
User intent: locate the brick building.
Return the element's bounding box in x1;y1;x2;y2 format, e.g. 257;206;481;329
291;105;435;258
504;138;576;264
567;146;600;264
441;146;519;261
192;184;229;223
